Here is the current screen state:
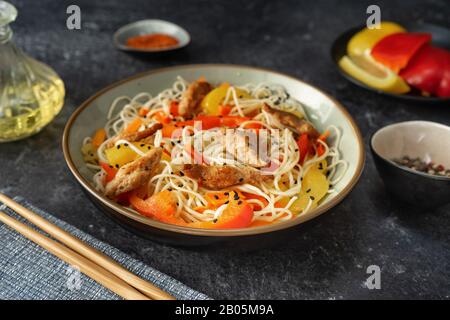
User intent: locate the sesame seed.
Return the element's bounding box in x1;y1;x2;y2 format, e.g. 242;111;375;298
239;178;244;182
224;192;229;196
310;196;315;201
117;145;121;149
238;200;242;205
140;144;145;147
124;143;129;147
115;164;119;169
306;188;311;193
180;171;185;176
224;200;229;204
213;219;218;223
214;195;219;200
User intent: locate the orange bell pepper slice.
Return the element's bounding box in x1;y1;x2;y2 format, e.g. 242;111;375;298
92;128;106;148
125;118;143;133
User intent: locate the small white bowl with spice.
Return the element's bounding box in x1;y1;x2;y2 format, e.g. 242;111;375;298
371;121;450;208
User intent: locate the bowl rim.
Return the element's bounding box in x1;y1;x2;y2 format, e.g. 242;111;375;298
113;19;191;53
62;63;365;237
370;120;450;182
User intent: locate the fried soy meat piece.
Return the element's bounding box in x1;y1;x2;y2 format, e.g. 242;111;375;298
106;123;162;148
263;104;319;138
178;79;212;117
183;164;269;190
105;147;162;198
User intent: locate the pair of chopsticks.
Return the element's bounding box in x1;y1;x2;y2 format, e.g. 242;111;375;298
0;193;175;300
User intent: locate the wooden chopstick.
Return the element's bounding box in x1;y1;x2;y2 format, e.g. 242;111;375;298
0;209;149;300
0;193;175;300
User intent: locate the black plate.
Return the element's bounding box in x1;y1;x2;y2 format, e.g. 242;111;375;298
331;22;450;103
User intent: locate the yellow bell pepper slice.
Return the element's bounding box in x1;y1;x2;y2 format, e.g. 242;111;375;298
347;21;406;56
339;53;410;94
105;142;152;168
200;83;251;115
290;166;330;214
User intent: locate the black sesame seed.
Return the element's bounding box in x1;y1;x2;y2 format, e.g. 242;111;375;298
168;188;173;191
90;153;94;157
234;194;239;200
140;144;145;147
109;165;113;168
171;141;175;146
214;195;219;200
117;145;121;149
178;184;183;187
115;164;119;169
180;171;185;176
310;196;315;201
295;149;299;152
224;192;229;196
306;188;311;193
239;178;244;182
238;200;242;205
224;200;229;204
213;219;218;223
124;143;129;147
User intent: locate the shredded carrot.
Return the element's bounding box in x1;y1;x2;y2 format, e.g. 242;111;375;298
169;101;179;116
318;130;330;142
219;104;232;116
125;118;143;133
153;111;171;124
92;128;106;148
138;107;149;117
316;130;330;157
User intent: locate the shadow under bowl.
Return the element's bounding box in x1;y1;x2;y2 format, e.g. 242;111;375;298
371;121;450;209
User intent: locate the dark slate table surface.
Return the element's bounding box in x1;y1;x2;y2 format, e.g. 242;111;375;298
1;0;449;299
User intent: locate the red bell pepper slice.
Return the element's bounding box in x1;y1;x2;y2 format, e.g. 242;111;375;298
371;32;431;72
296;133;310;164
399;45;450;98
100;162;117;183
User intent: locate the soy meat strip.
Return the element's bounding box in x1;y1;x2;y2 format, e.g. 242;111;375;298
263;104;319;138
106;123;162;148
178;79;212;117
183;164;269;190
105;148;162;198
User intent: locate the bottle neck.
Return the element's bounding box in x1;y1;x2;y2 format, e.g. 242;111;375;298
0;24;12;44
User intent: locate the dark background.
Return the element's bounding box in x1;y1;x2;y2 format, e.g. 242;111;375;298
1;0;449;299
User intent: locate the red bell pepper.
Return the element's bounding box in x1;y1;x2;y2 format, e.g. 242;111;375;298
100;162;117;183
296;133;310;164
399;45;450;98
371;32;431;72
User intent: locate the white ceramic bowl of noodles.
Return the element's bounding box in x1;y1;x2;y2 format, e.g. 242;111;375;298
63;64;364;247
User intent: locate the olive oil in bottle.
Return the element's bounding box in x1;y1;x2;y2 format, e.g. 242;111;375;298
0;1;65;142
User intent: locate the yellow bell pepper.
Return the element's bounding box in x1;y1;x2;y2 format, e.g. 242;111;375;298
290;166;329;214
200;83;251;115
105;142;153;168
347;21;406;56
339;53;410;94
